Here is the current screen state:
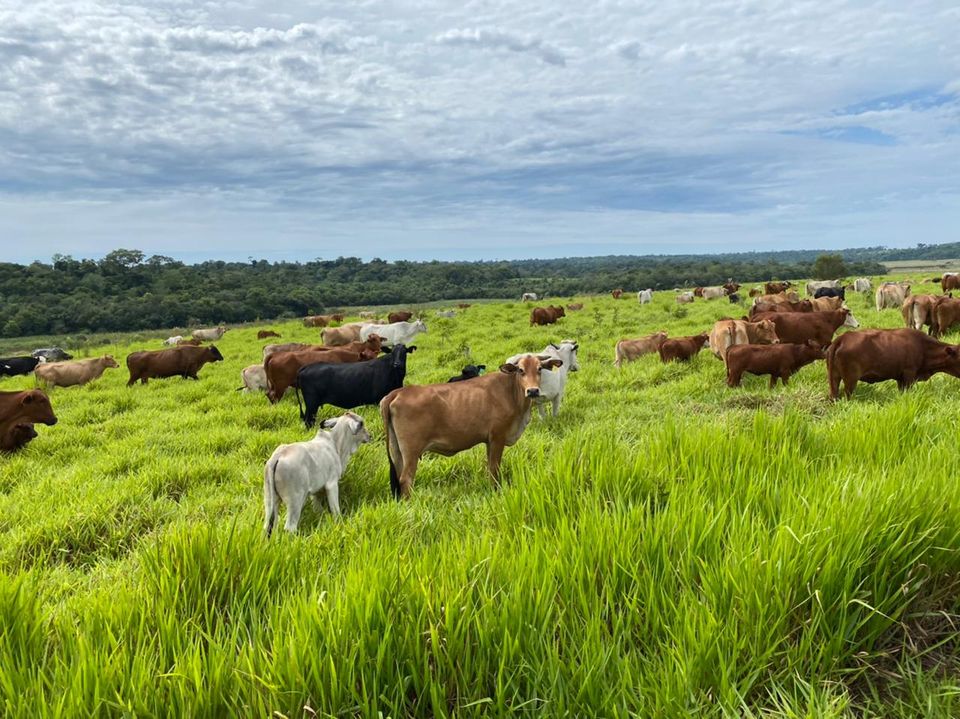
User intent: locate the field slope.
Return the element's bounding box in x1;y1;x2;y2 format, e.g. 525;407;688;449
2;284;960;717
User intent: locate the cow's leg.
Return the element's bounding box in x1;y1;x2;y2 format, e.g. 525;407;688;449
284;491;306;533
842;374;857;399
536;401;547;420
486;441;505;488
898;371;917;391
768;374;778;389
140;377;148;385
325;483;341;518
551;394;560;416
397;455;419;499
726;367;740;387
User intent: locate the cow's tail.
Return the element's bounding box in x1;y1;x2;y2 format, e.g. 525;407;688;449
263;455;280;538
295;383;306;425
614;341;623;367
381;394;402;499
825;338;840;399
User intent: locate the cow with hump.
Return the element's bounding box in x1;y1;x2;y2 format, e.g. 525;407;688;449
749;309;858;347
35;356;119;388
827;328;960;399
126;345;224;385
708;319;778;359
0;389;57;453
506;340;579;418
380;353;560;498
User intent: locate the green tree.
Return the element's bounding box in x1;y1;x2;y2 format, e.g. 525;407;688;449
812;253;847;280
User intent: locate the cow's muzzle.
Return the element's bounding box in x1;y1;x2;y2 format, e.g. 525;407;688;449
526;388;540;398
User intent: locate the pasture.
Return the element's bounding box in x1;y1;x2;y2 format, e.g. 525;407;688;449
3;282;960;717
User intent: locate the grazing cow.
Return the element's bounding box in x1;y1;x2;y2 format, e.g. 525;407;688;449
615;332;668;367
162;336;183;346
749;287;762;298
297;344;417;428
567;303;584;311
638;289;653;304
728;293;742;304
322;324;363;347
388;311;414;324
676;292;695;304
723;282;741;295
126;345;224;386
765;282;791;295
380;353;559;498
708;320;779;359
191;326;227;341
238;364;268;393
304;315;327;328
931;297;960;338
693;287;705;298
0;390;57;452
806;280;840;296
521;292;538;302
264;342;311;359
749;300;813;318
701;286;727;300
827;329;960;399
612;289;624;299
658;333;709;363
725;341;825;388
810;297;844;312
753;292;801;306
814;286;845;300
0;356;42;377
435;310;456;318
361;319;427;347
875;282;911;310
750;309;859;346
942;273;960;293
264;340;383;403
177;338;202;346
902;294;943;332
263;412;371;535
530;306;565;326
32;347;72;362
506;340;579;418
358;311;378;320
257;330;281;340
448;365;486;382
457;303;472;309
34;356;119;388
853;277;872;293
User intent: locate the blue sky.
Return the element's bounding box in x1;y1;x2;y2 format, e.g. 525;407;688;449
0;0;958;264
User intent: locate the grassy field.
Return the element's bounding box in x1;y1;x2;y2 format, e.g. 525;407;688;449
3;278;960;717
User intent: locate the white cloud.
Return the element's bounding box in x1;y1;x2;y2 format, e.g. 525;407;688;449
434;27;567;66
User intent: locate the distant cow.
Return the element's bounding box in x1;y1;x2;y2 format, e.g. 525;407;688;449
942;273;960;293
827;329;960;399
361;320;427;347
638;289;653;304
701;286;727;300
676;292;695;304
530;306;565;326
931;297;960;338
814;286;845;300
191;326;227;341
611;289;624;299
322;324;364;346
693;287;705;298
506;340;579;418
754;291;801;306
728;293;741;304
806;280;840;296
358;311;378;320
764;282;791;295
257;330;281;340
853;277;872;293
750;309;859;346
239;364;268;393
658;333;709;363
810;297;844;312
388;311;414;324
708;320;779;359
264;342;312;359
297;344;417;428
567;303;584;311
725;341;825;388
0;356;42;377
32;348;72;362
902;295;943;333
521;292;538;302
380;353;557;498
749;301;813;318
0;389;57;453
435;310;456;318
35;356;119;388
263;412;371;535
875;282;911;310
448;365;486;382
304;314;342;327
723;282;741;295
614;332;668;367
457;304;472;309
162;336;183;346
126;345;224;386
177;338;202;346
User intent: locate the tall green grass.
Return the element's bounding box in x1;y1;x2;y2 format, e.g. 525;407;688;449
2;281;960;717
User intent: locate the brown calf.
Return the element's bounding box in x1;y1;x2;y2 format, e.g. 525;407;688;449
257;330;281;339
388;311;414;323
614;332;668;367
725;341;825;388
0;390;57;453
658;333;709;363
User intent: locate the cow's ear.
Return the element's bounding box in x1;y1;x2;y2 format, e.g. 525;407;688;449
541;358;563;370
320;418;338;429
405;346;417;354
499;363;520;374
21;393;35;405
549;342;559;349
379;347;391;354
477;365;486;371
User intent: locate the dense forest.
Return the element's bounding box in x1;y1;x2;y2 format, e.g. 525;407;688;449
0;243;942;337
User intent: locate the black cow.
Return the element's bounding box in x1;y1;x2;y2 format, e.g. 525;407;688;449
32;347;73;362
296;343;417;427
728;293;742;304
814;287;845;300
0;356;42;377
448;364;486;382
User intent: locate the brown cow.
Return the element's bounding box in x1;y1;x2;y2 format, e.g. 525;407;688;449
34;356;119;388
264;342;312;359
0;390;57;453
942;274;960;293
693;287;705;298
725;341;825;388
322;324;364;347
764;281;791;294
380;354;561;498
456;304;472;309
931;297;960;338
177;338;202;346
723;282;741;295
748;287;762;298
750;309;859;346
708;320;779;359
303;315;330;328
658;333;709;363
257;330;281;340
810;296;844;312
827;329;960;399
530;306;565;326
567;303;584;311
614;332;668;367
902;294;944;332
611;289;624;299
754;291;801;305
263;338;383;403
126;346;224;386
388;311;414;323
749;300;813;317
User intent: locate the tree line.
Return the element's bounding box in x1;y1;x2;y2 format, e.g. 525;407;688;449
0;247;894;337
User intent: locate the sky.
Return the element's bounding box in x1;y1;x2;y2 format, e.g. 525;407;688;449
1;0;959;264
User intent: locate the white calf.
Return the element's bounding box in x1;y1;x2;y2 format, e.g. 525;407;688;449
506;340;579;418
263;412;371;536
239;364;267;393
163;335;183;346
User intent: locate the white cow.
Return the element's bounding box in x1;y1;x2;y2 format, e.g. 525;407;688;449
360;319;427;346
701;286;727;300
506;340;579;418
521;292;538;302
806;280;840;296
676;292;695;304
163;336;183;346
853;277;872;293
875;282;911;311
239;364;267;393
192;326;227;341
435;310;456;318
263;412;371;535
638;289;653;304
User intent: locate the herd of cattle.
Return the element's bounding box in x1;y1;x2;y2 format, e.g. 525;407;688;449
5;273;960;534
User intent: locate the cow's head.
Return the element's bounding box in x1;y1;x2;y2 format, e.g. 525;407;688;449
391;344;415;370
549;340;580;371
754;320;780;344
207;346;225;361
802;339;827;360
413;320;427;332
20;391;57;426
320;411;371;444
841;310;860;328
499;354;562;398
102;355;119;369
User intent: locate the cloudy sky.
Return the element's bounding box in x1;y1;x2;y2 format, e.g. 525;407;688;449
1;0;958;264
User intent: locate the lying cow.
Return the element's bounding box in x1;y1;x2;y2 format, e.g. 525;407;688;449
1;423;38;453
263;412;371;535
238;364;268;393
567;303;584;311
675;292;695;304
191;326;227;341
708;319;778;359
0;389;57;453
360;319;427;347
296;344;417;428
35;356;119;388
521;292;538;302
827;328;960;399
32;347;72;362
749;309;859;346
506;340;579;418
435;310;456;318
257;330;281;340
380;353;559;498
0;356;42;377
659;333;709;363
725;341;825;388
614;332;667;367
448;365;486;382
162;336;183;346
126;345;224;386
388;311;414;323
